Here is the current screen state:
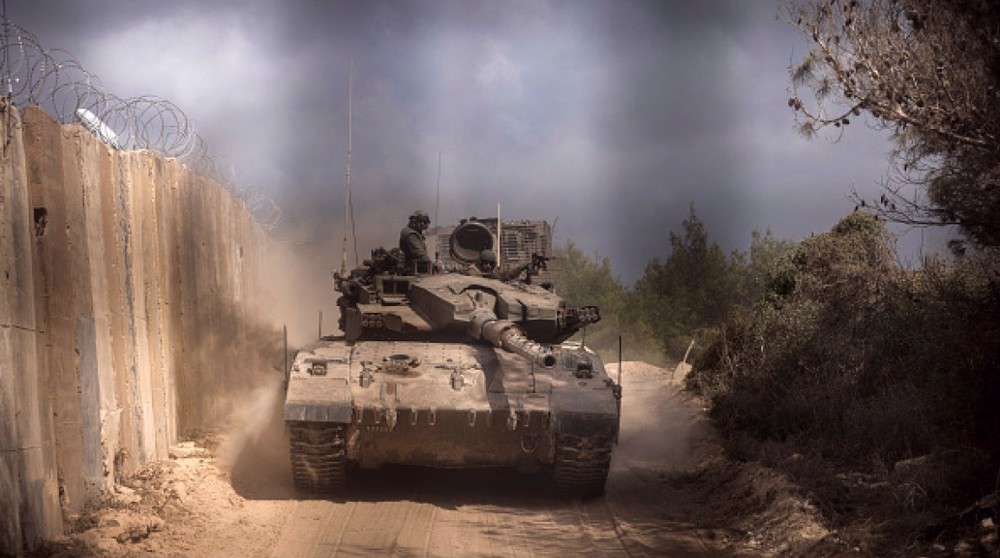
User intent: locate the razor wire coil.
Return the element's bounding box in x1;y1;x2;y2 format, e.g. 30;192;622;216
0;17;281;229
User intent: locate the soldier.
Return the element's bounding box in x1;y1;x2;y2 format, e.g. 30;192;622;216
468;249;532;282
464;248;496;276
399;210;431;273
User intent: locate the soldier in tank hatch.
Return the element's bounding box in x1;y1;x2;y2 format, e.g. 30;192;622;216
399;210;431;273
464;248;495;276
467;249;532;282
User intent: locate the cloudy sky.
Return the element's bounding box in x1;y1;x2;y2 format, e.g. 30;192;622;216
8;0;912;284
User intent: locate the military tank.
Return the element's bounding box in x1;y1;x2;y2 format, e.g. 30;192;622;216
283;219;620;498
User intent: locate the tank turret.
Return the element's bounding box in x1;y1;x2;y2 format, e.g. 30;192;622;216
334;219;600;352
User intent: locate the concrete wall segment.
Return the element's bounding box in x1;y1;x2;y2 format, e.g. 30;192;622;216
23;106;88;518
120;153;156;464
175;168;201;435
78;125;120;493
154;158;181;448
103;148;140;482
60;122;112;503
0;103;62;555
141;154;170;460
0;327;60;554
1;104;281;555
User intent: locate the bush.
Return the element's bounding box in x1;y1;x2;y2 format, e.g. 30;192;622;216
691;213;1000;471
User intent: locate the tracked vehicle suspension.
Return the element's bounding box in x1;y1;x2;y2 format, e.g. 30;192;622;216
553;433;614;498
289;422;347;495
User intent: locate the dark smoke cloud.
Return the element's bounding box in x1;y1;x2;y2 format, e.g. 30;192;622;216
8;0;907;284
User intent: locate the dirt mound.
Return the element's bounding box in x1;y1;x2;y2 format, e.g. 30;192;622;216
614;361;836;556
36;435;286;558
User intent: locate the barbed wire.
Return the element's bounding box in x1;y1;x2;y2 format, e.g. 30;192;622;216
0;17;281;230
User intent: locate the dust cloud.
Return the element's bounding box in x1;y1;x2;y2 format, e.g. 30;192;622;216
217;372;295;499
258;239;343;348
613;361;714;470
252;206;432;347
214;223;371;500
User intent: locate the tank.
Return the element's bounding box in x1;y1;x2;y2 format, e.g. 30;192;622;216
283;219;620;498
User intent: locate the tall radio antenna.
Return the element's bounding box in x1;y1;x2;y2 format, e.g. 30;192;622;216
341;60;354;277
496;203;502;269
434;151;441;228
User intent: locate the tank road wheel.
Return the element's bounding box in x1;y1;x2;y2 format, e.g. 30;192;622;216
289;422;347;495
553;433;614;499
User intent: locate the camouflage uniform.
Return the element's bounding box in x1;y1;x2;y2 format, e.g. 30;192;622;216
466;249;531;282
399;210;431;271
485;262;531;282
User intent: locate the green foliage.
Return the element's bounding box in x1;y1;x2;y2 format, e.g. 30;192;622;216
556;203;1000;533
633;205;787;359
551;204;796;366
550;239;676;364
552;241;625;319
690;212;1000;472
746;227;798;303
635;206;715;354
550;242;645;361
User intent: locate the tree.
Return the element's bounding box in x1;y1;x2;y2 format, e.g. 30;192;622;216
635;204;744;356
788;0;1000;246
745;228;798;303
553;242;625;316
550;242;630;354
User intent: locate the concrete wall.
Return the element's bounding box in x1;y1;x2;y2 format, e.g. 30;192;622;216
0;103;278;556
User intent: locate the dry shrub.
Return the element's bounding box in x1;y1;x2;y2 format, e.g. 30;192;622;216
691;212;1000;487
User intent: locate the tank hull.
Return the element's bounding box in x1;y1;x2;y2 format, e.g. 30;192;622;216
284;338;618;497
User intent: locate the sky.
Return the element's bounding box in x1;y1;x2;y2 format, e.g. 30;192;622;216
6;0;923;285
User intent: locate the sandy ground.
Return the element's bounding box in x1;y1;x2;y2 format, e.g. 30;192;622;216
38;362;833;558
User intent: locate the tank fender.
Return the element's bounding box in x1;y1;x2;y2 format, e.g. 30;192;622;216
549;389;618;437
284;377;354;423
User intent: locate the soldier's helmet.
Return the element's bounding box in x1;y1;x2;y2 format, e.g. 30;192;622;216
478;249;497;270
410;210;430;225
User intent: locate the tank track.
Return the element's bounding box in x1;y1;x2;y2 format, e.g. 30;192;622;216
553;433;614;498
289;421;347;495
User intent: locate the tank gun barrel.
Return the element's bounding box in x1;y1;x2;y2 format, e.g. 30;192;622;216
470;311;556;368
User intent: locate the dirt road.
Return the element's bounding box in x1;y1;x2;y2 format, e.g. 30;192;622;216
262;361;740;558
50;362;780;558
266;468;725;557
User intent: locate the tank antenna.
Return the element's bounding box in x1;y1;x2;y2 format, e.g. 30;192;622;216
616;334;623;444
435;151;441;229
617;334;623;387
341;59;354;277
496;203;502;269
283;324;289;386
